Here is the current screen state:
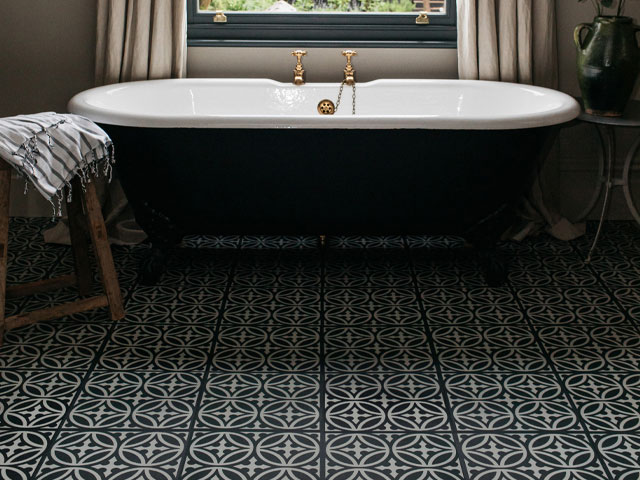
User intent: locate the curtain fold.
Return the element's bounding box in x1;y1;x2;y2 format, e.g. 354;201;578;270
96;0;186;86
457;0;584;241
46;0;187;245
458;0;543;84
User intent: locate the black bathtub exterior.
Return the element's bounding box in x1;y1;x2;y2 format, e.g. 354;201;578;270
104;125;556;284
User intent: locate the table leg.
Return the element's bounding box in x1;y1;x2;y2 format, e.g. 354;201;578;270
586;125;616;264
576;124;607;221
622;134;640;226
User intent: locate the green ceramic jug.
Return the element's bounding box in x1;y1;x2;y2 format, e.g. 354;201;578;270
574;16;640;116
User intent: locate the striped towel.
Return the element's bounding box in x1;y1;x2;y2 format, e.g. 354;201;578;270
0;112;114;214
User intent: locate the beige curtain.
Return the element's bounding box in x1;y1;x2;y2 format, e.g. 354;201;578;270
46;0;187;245
95;0;187;85
458;0;558;86
457;0;584;240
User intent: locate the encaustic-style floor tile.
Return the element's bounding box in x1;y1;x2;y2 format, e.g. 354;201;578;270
1;219;640;480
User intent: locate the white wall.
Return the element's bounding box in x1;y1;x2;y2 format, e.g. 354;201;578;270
2;0;639;220
0;0;97;215
0;0;96;115
188;47;458;81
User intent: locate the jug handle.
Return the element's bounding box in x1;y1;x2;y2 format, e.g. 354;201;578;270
574;23;593;51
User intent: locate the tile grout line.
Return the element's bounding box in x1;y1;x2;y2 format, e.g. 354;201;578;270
571;231;640;336
507;267;617;480
319;239;326;480
28;251;139;480
403;237;472;480
570;230;640;476
5;223;640;479
174;238;243;479
10;422;631;436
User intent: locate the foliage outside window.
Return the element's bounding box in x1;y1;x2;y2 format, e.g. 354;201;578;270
199;0;446;13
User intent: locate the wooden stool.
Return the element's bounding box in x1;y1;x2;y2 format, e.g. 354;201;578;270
0;159;124;347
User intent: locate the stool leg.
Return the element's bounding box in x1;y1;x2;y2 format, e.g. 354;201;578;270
81;180;124;321
0;165;11;347
67;180;93;297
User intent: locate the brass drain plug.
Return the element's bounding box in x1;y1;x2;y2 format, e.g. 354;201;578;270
317;99;335;115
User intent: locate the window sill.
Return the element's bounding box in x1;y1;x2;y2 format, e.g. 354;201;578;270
187;38;456;48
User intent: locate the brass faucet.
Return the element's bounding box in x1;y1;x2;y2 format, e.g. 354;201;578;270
291;50;307;85
342;50;357;86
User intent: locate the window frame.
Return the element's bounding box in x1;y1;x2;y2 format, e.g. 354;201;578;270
187;0;457;48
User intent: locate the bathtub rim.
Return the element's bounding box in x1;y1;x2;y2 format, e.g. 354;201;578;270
68;78;581;131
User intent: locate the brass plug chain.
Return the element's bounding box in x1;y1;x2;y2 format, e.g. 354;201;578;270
334;80;356;115
334;80;346;112
352;82;356;115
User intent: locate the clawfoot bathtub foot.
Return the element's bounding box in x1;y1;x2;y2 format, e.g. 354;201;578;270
135;202;182;285
464;204;514;287
140;246;171;286
476;247;509;287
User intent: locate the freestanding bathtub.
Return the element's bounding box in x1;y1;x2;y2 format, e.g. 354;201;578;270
68;79;580;284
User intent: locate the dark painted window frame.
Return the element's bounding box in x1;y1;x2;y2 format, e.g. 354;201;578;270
187;0;457;48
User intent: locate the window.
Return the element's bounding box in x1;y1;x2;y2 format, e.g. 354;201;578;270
187;0;456;47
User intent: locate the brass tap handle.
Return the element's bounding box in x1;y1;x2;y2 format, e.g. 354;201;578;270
342;50;357;86
292;49;307;62
342;50;357;63
292;49;307;85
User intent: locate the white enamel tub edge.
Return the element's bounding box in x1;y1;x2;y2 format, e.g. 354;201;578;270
68;78;581;130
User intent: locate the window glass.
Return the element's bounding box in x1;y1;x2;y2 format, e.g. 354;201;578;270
189;0;456;46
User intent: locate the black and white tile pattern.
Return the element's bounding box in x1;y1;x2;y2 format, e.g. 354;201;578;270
2;217;640;479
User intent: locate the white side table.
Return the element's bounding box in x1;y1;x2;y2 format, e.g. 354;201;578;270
576;100;640;263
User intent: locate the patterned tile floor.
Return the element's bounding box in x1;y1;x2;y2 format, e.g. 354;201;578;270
1;217;640;480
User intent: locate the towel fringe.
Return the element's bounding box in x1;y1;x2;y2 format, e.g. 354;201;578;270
50;141;116;218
